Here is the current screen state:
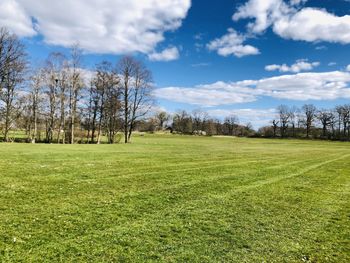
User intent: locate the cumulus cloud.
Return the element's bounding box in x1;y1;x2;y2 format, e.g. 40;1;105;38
148;47;180;61
347;65;350;71
0;0;191;55
207;28;260;57
154;71;350;107
208;108;277;127
153;82;257;106
0;0;36;37
265;59;320;73
233;0;350;44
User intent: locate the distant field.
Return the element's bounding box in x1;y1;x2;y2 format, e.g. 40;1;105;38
0;135;349;262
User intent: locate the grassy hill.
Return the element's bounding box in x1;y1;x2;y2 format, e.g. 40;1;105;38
1;135;349;262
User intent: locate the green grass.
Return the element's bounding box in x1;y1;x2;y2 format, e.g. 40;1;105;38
0;135;349;262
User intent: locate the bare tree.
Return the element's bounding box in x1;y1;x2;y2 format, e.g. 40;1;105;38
272;119;279;138
0;28;27;142
173;110;192;134
68;45;84;144
119;56;154;143
155;111;169;130
43;52;66;143
224;115;239;136
57;64;69;144
317;109;333;138
302;104;316;138
277;105;290;138
340;105;350;138
289;106;299;138
28;70;44;143
100;62;120;144
192;109;208;134
335;105;343;137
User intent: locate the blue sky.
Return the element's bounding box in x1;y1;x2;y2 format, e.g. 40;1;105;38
2;0;350;127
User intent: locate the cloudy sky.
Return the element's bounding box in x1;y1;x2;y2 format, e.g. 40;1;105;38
1;0;350;127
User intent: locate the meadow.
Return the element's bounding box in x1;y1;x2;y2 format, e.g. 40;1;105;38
0;135;349;262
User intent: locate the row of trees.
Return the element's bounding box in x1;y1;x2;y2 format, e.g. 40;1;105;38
0;27;153;143
259;104;350;140
138;109;255;137
1;27;349;143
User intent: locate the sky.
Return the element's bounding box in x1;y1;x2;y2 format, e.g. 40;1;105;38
1;0;350;127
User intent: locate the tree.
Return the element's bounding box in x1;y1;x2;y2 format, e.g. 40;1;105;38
28;70;44;143
43;52;66;143
192;109;208;134
173;110;192;134
277;105;290;138
0;28;27;142
57;63;69;144
289;106;299;138
302;104;316;138
272;120;279;138
95;61;120;144
155;111;169;130
224;115;239;136
340;105;350;138
317;109;333;138
68;45;84;144
119;56;154;143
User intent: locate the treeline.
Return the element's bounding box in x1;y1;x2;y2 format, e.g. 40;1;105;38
1;27;349;143
0;27;153;143
137;110;255;137
258;104;350;141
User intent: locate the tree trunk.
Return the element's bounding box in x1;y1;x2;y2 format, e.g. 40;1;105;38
124;78;128;144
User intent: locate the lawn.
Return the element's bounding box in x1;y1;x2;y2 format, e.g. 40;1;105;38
0;135;349;262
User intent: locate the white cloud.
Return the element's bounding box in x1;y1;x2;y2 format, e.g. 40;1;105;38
207;28;260;57
265;59;320;73
233;0;290;34
347;65;350;71
208;108;277;127
153;82;257;106
0;0;191;54
233;0;350;44
148;47;180;61
328;62;337;66
274;8;350;43
0;0;36;37
154;71;350;107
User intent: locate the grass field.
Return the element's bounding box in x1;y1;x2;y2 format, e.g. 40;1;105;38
0;135;349;262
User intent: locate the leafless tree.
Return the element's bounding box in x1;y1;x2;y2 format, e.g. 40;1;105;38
42;52;66;143
100;63;120;144
28;69;44;143
272;119;279;138
302;104;316;138
277;105;290;138
224;115;239;136
192;109;208;134
0;28;27;141
119;56;154;143
339;105;350;138
289;106;299;137
68;45;84;144
317;109;333;138
173;110;192;134
155;111;169;130
57;63;69;144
